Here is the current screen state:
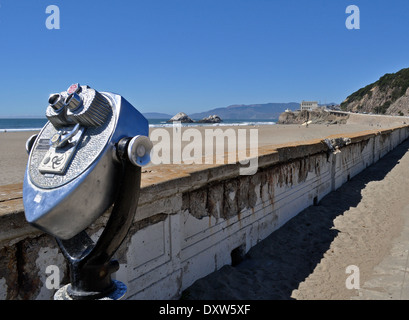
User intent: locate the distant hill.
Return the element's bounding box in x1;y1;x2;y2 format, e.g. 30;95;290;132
144;102;302;121
143;112;173;119
341;67;409;115
190;102;300;120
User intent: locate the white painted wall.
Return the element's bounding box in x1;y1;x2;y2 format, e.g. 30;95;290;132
113;127;409;300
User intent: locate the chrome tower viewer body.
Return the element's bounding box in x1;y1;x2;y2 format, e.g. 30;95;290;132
23;84;152;299
23;84;151;240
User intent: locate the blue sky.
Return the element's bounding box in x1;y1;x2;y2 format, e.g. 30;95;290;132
0;0;408;117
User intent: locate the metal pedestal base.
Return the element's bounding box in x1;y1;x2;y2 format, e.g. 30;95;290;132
54;280;127;300
53;158;140;301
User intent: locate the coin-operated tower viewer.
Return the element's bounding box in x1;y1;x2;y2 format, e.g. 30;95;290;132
23;84;153;300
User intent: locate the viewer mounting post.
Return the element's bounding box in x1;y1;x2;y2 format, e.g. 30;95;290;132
23;84;152;300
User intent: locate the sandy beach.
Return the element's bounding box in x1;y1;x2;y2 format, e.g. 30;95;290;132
2;117;409;300
0;118;401;186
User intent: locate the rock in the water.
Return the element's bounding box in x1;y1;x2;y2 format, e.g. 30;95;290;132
197;115;222;123
167;112;194;123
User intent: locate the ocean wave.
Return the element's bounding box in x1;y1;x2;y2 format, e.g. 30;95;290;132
1;121;276;131
149;121;276;128
0;128;42;132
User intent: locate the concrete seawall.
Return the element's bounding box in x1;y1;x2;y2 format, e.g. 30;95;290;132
1;125;408;299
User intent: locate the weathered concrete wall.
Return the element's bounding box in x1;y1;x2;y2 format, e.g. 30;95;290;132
0;126;408;299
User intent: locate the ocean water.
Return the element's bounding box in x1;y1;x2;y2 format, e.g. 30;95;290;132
0;118;49;131
147;119;277;128
0;118;277;132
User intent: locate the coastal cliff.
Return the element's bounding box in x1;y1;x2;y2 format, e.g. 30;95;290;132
278;109;349;125
341;67;409;116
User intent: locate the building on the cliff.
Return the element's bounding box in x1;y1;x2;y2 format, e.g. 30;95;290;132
300;101;318;111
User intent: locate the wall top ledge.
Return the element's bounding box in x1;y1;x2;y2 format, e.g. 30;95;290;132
0;125;408;246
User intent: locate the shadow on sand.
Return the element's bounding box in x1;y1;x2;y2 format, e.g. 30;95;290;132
183;138;409;300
